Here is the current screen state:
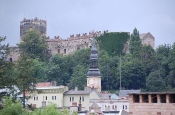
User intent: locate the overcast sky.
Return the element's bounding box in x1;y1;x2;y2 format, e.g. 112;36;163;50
0;0;175;48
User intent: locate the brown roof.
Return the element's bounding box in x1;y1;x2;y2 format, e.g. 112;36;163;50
36;82;53;87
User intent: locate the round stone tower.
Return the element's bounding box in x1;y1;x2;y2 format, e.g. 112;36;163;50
20;17;47;41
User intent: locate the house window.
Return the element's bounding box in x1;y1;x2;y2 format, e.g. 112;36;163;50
72;97;74;102
34;97;35;100
82;96;84;101
125;105;127;110
64;49;66;54
36;97;38;100
80;96;81;101
55;96;56;100
112;105;114;109
123;105;124;109
46;96;47;100
52;96;54;100
70;97;71;102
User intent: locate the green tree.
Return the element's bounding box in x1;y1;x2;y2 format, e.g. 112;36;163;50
18;30;49;62
68;65;87;90
31;58;46;82
168;43;175;88
31;103;77;115
146;70;166;92
0;97;26;115
119;56;146;89
15;56;36;108
45;54;70;85
129;28;142;59
0;36;17;100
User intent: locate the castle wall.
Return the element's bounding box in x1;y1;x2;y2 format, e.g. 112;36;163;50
20;17;47;41
7;47;20;62
129;93;175;115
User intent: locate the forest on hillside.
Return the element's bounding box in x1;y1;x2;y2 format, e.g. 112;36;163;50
0;28;175;101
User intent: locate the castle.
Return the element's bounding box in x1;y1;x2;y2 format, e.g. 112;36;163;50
7;17;155;62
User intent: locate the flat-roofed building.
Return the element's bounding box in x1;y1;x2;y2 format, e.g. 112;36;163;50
128;92;175;115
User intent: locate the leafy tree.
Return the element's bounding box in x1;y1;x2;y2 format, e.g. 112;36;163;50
0;36;12;89
15;56;36;108
18;30;49;62
119;56;146;89
129;28;142;59
0;97;26;115
31;103;77;115
168;43;175;88
45;54;70;85
141;45;158;76
31;58;46;82
146;70;166;92
68;65;87;90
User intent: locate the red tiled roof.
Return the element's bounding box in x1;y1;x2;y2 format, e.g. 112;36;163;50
36;82;53;87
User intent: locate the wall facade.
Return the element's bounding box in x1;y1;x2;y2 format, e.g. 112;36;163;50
63;94;90;111
140;32;155;48
28;86;67;108
129;93;175;115
90;99;129;112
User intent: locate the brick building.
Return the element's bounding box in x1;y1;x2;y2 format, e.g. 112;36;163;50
128;92;175;115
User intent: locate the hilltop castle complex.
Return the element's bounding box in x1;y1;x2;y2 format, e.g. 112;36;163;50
7;17;155;62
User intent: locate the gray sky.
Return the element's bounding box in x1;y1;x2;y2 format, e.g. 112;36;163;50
0;0;175;48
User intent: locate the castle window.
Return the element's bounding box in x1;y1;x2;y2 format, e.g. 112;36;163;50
58;49;60;53
10;58;13;62
64;49;66;54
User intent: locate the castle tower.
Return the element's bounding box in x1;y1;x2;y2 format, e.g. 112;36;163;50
20;17;47;41
87;39;101;92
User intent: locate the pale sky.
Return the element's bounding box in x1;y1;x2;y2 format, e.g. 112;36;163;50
0;0;175;48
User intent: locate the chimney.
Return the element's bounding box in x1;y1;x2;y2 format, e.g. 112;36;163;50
51;81;57;86
74;86;78;91
78;100;82;111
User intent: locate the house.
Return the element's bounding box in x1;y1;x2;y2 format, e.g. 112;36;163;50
63;87;100;112
28;83;68;108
